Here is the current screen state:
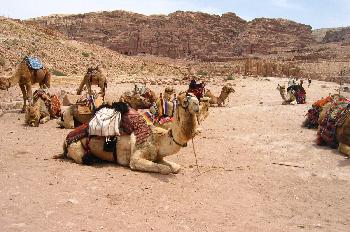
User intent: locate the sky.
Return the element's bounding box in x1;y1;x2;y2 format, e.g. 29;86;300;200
0;0;350;29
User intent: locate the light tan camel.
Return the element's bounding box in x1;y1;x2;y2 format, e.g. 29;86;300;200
204;85;235;106
119;84;157;110
77;66;107;98
57;96;103;129
25;98;50;127
56;92;200;174
0;60;51;112
276;84;297;105
25;90;61;127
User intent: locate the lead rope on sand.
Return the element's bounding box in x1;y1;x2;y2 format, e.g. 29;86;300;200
191;137;200;173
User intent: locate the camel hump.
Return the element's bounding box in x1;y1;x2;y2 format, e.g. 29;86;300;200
24;56;43;70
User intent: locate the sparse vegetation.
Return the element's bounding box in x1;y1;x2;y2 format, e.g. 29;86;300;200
82;52;90;57
51;69;66;76
0;56;5;67
226;75;235;80
197;70;208;76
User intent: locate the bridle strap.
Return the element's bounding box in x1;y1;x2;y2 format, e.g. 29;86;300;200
168;129;187;147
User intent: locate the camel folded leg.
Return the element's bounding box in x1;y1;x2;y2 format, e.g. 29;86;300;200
40;115;50;124
130;150;172;174
338;143;350;157
157;158;181;174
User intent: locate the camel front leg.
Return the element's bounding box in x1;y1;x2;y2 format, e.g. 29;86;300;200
26;84;33;106
40;115;50;124
157;158;181;174
19;84;27;113
130;150;172;174
338;143;350;157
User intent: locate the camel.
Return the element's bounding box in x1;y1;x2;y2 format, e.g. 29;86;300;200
276;84;297;105
303;94;343;128
57;95;103;129
0;58;51;112
119;84;157;110
316;99;350;156
25;89;61;127
204;85;235;107
55;92;200;174
77;66;107;99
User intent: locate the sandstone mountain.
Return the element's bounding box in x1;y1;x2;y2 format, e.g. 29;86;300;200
323;27;350;44
0;16;182;78
29;10;315;61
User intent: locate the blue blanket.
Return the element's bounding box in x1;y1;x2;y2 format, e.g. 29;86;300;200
25;56;43;70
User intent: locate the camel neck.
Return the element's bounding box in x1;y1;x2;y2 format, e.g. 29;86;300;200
218;90;229;105
171;106;197;144
279;89;287;101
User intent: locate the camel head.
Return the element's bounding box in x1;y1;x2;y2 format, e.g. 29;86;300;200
276;84;286;92
177;92;199;114
164;86;175;100
0;78;10;90
25;102;41;127
222;85;235;94
134;83;146;94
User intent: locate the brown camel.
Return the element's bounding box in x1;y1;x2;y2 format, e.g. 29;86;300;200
204;85;235;107
119;84;157;110
77;66;107;98
0;59;51;112
56;92;200;174
317;99;350;156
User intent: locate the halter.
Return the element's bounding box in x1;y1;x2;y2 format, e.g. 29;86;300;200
168;129;187;147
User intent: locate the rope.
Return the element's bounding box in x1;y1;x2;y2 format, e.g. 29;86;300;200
191;137;200;173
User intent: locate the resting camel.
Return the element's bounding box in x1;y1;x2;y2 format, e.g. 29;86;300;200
56;92;200;174
119;84;157;110
57;96;103;129
302;94;342;128
276;84;297;105
317;100;350;156
77;66;107;99
25;89;61;127
204;85;235;107
0;59;51;112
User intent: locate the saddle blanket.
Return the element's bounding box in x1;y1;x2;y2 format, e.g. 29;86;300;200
89;107;121;137
66;123;89;146
121;108;152;145
33;89;61;118
25;56;43;70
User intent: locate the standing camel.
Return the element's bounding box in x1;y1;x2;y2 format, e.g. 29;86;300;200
0;58;51;112
76;66;107;99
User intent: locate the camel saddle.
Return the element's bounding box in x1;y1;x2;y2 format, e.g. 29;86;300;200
66;123;89;146
76;95;103;115
88;107;121;137
318;99;350;147
25;56;43;70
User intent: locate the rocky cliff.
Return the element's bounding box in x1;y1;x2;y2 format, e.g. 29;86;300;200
29;10;314;61
323;27;350;44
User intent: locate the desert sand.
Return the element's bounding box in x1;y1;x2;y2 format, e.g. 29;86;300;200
0;76;349;231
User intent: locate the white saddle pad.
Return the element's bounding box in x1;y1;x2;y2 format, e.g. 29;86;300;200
89;108;121;137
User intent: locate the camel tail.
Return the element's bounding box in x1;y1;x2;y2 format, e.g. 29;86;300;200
53;141;68;160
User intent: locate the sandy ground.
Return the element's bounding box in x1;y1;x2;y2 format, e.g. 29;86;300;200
0;76;349;232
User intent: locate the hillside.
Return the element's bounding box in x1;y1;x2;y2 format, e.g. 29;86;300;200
29;10;314;61
0;17;182;78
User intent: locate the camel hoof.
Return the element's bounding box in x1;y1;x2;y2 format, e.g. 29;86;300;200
171;164;181;174
160;166;172;175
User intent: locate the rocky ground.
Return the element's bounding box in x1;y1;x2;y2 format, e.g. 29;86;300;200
0;76;349;231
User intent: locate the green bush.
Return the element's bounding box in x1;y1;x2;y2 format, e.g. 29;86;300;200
82;52;90;57
197;70;208;76
52;69;66;76
226;75;235;81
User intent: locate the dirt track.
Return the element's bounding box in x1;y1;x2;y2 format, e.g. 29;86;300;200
0;76;349;232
